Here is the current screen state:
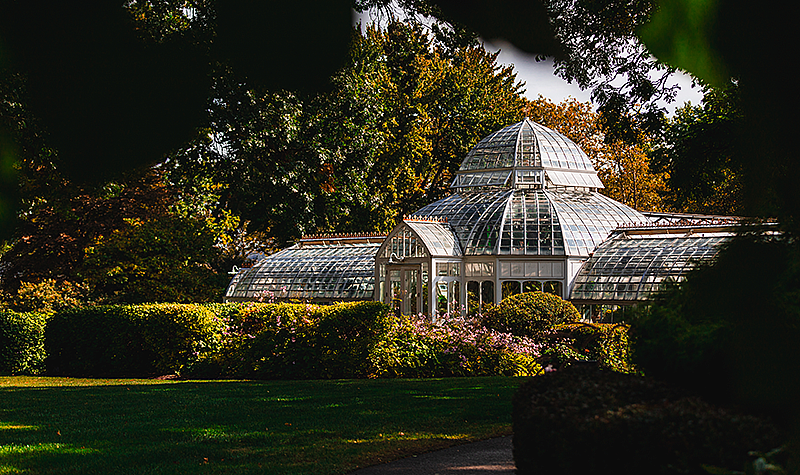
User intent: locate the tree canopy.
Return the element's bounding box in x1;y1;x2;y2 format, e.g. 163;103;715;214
164;21;526;244
649;85;745;216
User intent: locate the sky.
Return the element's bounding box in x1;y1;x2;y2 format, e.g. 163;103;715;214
354;8;705;115
483;39;704;114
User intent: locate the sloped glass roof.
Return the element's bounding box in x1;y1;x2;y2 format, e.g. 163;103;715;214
453;118;603;190
405;220;461;257
225;242;378;301
570;234;730;302
413;189;645;257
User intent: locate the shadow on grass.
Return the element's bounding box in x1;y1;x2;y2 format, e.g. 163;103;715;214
0;377;525;475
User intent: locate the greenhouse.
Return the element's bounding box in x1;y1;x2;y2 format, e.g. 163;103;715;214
225;118;736;316
224;234;385;303
569;219;739;320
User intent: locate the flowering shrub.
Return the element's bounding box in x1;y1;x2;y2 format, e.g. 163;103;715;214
482;291;580;338
374;313;543;378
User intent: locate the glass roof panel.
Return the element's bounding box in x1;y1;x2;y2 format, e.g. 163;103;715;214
404;221;461;257
531;121;593;171
546;190;645;256
570;234;730;302
454;119;602;191
225;243;379;301
459;123;520;171
415;189;641;257
414;190;511;255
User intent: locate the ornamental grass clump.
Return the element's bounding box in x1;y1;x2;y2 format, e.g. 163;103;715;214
482;291;580;338
375;313;543;378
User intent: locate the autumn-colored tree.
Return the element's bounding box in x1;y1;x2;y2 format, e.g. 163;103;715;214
649;85;746;216
0;171;174;295
80;214;225;303
524;96;669;212
0;169;235;304
165;21;526;243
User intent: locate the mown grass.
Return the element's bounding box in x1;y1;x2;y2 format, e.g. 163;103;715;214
0;376;526;474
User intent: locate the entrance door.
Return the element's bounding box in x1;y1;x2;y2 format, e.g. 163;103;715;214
387;266;422;315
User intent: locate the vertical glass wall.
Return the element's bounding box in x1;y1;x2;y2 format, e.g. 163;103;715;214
499;280;563;299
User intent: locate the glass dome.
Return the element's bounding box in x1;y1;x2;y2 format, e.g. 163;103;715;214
414;189;644;257
452;118;604;190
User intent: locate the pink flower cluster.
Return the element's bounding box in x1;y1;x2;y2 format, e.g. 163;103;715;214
399;312;544;356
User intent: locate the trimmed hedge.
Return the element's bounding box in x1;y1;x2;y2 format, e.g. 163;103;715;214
0;310;48;375
194;301;393;379
45;304;224;377
482;291;580;338
37;300;553;379
512;363;781;475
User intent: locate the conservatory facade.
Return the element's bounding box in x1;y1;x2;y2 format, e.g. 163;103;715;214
224;118;735;316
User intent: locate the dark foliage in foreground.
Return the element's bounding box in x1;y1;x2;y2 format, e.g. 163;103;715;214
512;363;782;475
632;233;800;416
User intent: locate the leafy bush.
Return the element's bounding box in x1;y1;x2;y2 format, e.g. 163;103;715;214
374;313;543;378
6;279;88;313
513;363;782;475
81;215;226;304
482;291;580;338
45;304;224;377
195;301;393;379
0;310;47;374
631;234;800;413
548;322;635;373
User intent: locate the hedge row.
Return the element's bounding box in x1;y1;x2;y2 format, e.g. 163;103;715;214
195;304;542;379
4;296;634;379
0;310;47;375
194;301;394;379
512;363;781;475
46;304;224;377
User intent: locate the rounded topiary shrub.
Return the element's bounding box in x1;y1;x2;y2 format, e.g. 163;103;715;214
482;291;580;338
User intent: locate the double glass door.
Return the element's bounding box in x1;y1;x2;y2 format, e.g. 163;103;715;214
387;266;427;316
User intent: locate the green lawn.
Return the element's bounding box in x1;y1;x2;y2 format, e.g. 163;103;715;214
0;376;526;474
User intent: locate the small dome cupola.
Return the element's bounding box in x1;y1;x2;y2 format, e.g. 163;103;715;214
451;118;604;191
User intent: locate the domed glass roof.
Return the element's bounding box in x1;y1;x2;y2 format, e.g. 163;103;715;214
414;189;644;257
413;118;645;257
451;118;604;190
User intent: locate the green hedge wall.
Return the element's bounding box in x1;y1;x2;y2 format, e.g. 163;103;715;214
0;310;48;375
195;301;393;379
45;304;224;377
33;300;545;379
